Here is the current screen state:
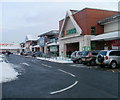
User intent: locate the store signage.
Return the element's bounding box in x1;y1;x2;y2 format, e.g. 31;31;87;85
0;43;20;47
50;46;58;52
112;40;120;46
82;46;91;51
66;28;76;35
39;37;46;47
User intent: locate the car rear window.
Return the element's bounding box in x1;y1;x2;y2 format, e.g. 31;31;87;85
82;51;89;56
109;51;120;56
98;51;107;56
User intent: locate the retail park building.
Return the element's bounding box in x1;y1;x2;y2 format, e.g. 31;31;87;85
58;8;119;56
22;8;119;56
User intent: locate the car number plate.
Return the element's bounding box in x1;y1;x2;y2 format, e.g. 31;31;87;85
82;58;85;61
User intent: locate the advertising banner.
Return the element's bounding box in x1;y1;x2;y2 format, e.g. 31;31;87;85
112;40;120;50
39;37;46;47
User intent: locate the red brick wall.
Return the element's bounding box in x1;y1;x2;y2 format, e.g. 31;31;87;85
59;19;64;32
59;8;118;35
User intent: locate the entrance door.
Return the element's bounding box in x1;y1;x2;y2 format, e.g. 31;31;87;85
66;42;79;57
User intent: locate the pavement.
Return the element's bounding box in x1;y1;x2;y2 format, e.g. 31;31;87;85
2;54;119;99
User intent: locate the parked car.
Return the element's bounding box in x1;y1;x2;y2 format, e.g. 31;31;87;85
71;51;83;63
34;51;43;57
27;51;33;56
20;51;24;55
21;51;31;56
96;50;120;69
23;51;28;56
71;51;77;63
81;50;100;66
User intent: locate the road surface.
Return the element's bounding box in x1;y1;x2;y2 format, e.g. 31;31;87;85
2;54;119;99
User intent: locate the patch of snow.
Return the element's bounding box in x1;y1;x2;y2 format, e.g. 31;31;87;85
36;57;73;63
0;56;19;83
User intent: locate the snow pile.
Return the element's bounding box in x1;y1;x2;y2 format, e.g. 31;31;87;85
36;57;73;63
0;56;18;83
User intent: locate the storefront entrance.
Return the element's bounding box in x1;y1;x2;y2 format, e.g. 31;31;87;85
66;42;79;57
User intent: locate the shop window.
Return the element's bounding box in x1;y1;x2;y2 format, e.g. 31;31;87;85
91;41;96;50
91;26;96;35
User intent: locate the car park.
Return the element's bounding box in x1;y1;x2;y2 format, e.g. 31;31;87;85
96;50;120;69
81;51;100;66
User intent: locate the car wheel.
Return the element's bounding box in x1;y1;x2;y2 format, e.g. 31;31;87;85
83;63;87;65
87;63;90;66
73;61;76;63
90;60;96;66
98;55;104;63
99;64;104;68
78;59;82;64
110;61;117;69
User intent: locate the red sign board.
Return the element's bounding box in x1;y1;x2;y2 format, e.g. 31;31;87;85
112;40;120;46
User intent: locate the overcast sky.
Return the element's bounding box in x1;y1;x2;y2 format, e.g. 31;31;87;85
0;0;119;43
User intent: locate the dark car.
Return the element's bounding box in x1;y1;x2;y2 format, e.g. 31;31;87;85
71;51;83;63
34;51;43;57
21;51;32;56
81;50;100;66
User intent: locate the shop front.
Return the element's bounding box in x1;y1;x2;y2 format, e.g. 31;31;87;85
91;31;120;50
91;13;120;50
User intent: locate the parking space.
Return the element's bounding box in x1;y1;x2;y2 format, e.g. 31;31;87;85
70;63;120;73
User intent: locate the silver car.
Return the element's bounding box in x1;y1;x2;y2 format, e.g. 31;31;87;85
96;50;120;69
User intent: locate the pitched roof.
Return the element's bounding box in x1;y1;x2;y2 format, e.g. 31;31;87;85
98;13;120;25
25;35;38;42
38;30;59;37
59;10;82;38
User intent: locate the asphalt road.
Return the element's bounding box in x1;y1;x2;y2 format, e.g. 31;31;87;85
2;54;119;98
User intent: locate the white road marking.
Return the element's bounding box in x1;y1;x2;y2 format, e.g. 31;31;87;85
50;81;78;95
41;64;52;68
58;69;76;77
20;63;30;66
70;64;85;68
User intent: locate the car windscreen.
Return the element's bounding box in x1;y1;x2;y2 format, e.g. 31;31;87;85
98;51;107;56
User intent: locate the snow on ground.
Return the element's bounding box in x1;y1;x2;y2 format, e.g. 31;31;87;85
0;55;19;83
36;57;73;63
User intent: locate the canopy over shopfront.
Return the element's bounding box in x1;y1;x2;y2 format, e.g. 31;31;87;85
47;42;59;46
33;45;40;48
91;31;120;41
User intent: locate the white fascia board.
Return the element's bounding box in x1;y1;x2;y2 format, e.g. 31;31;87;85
91;31;120;41
59;13;68;38
60;34;80;40
59;10;82;38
